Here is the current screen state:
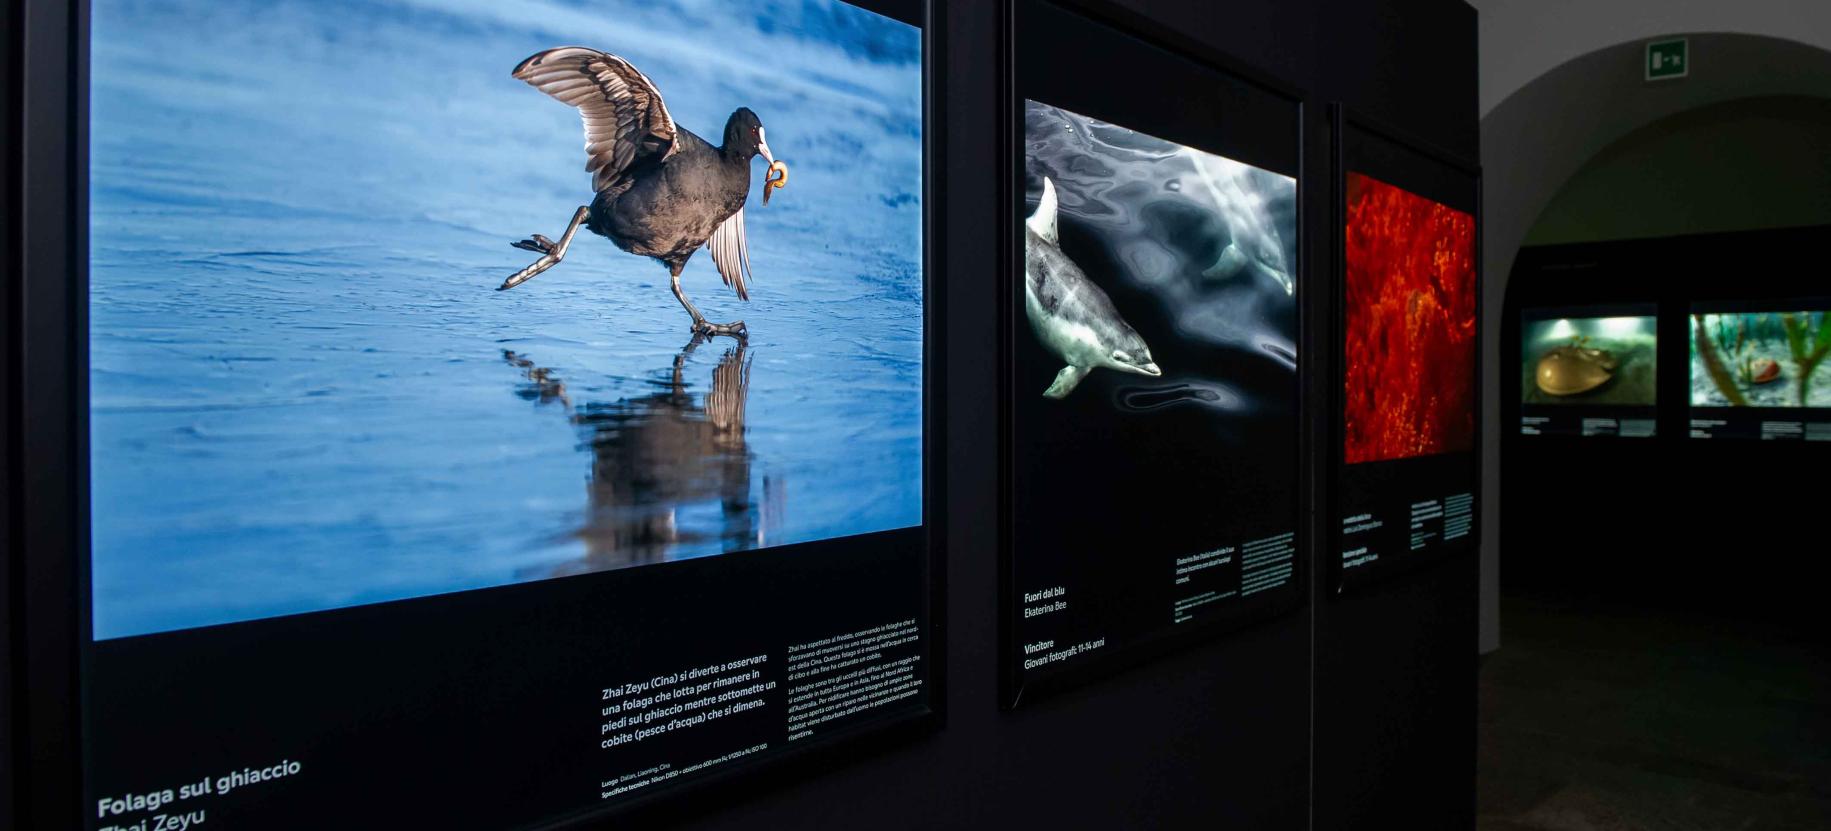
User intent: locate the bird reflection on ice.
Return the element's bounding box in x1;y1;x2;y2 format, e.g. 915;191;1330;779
504;339;784;576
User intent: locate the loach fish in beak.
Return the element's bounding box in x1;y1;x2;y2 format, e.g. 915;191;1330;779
763;160;789;205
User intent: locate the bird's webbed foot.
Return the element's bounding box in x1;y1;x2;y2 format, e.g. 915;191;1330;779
692;318;749;340
510;234;557;255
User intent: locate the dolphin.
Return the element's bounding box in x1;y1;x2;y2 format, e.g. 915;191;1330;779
1189;150;1295;295
1023;176;1162;399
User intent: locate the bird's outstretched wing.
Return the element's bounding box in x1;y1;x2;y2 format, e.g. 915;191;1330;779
706;208;753;301
513;47;678;194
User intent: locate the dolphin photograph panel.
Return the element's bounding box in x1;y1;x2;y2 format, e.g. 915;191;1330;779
1012;99;1301;675
1018;101;1298;406
87;0;923;640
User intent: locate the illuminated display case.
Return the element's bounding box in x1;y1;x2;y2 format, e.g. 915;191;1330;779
1332;108;1481;593
1518;305;1660;438
1688;299;1831;440
1000;0;1304;705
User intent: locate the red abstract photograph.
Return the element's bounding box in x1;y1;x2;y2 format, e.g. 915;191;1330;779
1343;172;1477;464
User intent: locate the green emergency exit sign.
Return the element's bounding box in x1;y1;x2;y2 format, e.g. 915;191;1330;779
1647;38;1687;81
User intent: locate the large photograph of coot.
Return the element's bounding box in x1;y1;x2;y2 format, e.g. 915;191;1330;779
88;0;923;639
1010;99;1300;693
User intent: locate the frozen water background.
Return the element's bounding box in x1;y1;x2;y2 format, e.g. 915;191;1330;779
89;0;923;639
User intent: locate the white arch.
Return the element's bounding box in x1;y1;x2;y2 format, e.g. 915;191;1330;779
1476;29;1831;653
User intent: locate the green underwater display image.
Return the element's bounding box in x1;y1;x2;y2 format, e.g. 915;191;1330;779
1521;316;1657;406
1691;310;1831;408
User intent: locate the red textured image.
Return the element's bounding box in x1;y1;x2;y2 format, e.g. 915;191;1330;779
1343;172;1477;464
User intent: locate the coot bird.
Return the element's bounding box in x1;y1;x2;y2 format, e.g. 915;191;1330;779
499;47;787;339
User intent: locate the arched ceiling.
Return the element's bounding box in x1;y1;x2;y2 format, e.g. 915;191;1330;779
1469;0;1831;115
1524;95;1831;245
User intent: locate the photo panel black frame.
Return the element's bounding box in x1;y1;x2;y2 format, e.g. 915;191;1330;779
1673;230;1831;444
13;1;948;829
1513;301;1662;438
1330;105;1482;595
1503;239;1676;449
1686;295;1831;441
1;0;22;816
999;0;1308;708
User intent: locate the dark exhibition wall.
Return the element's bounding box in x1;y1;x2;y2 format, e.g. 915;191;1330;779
1504;226;1830;622
4;1;1478;829
1469;6;1831;828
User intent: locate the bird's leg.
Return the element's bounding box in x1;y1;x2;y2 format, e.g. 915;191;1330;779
499;206;590;291
669;266;705;325
670;266;748;340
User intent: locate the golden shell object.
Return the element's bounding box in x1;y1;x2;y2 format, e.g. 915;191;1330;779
1535;345;1615;396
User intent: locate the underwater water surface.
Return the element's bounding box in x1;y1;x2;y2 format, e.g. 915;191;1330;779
1021;100;1299;393
1690;312;1831;408
88;0;923;639
1521;316;1657;406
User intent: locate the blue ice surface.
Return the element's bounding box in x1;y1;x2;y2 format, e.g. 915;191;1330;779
88;0;923;639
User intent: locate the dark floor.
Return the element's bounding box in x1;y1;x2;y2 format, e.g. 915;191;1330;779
1478;595;1831;831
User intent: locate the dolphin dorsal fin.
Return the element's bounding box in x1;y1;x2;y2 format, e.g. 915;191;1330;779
1026;177;1059;244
